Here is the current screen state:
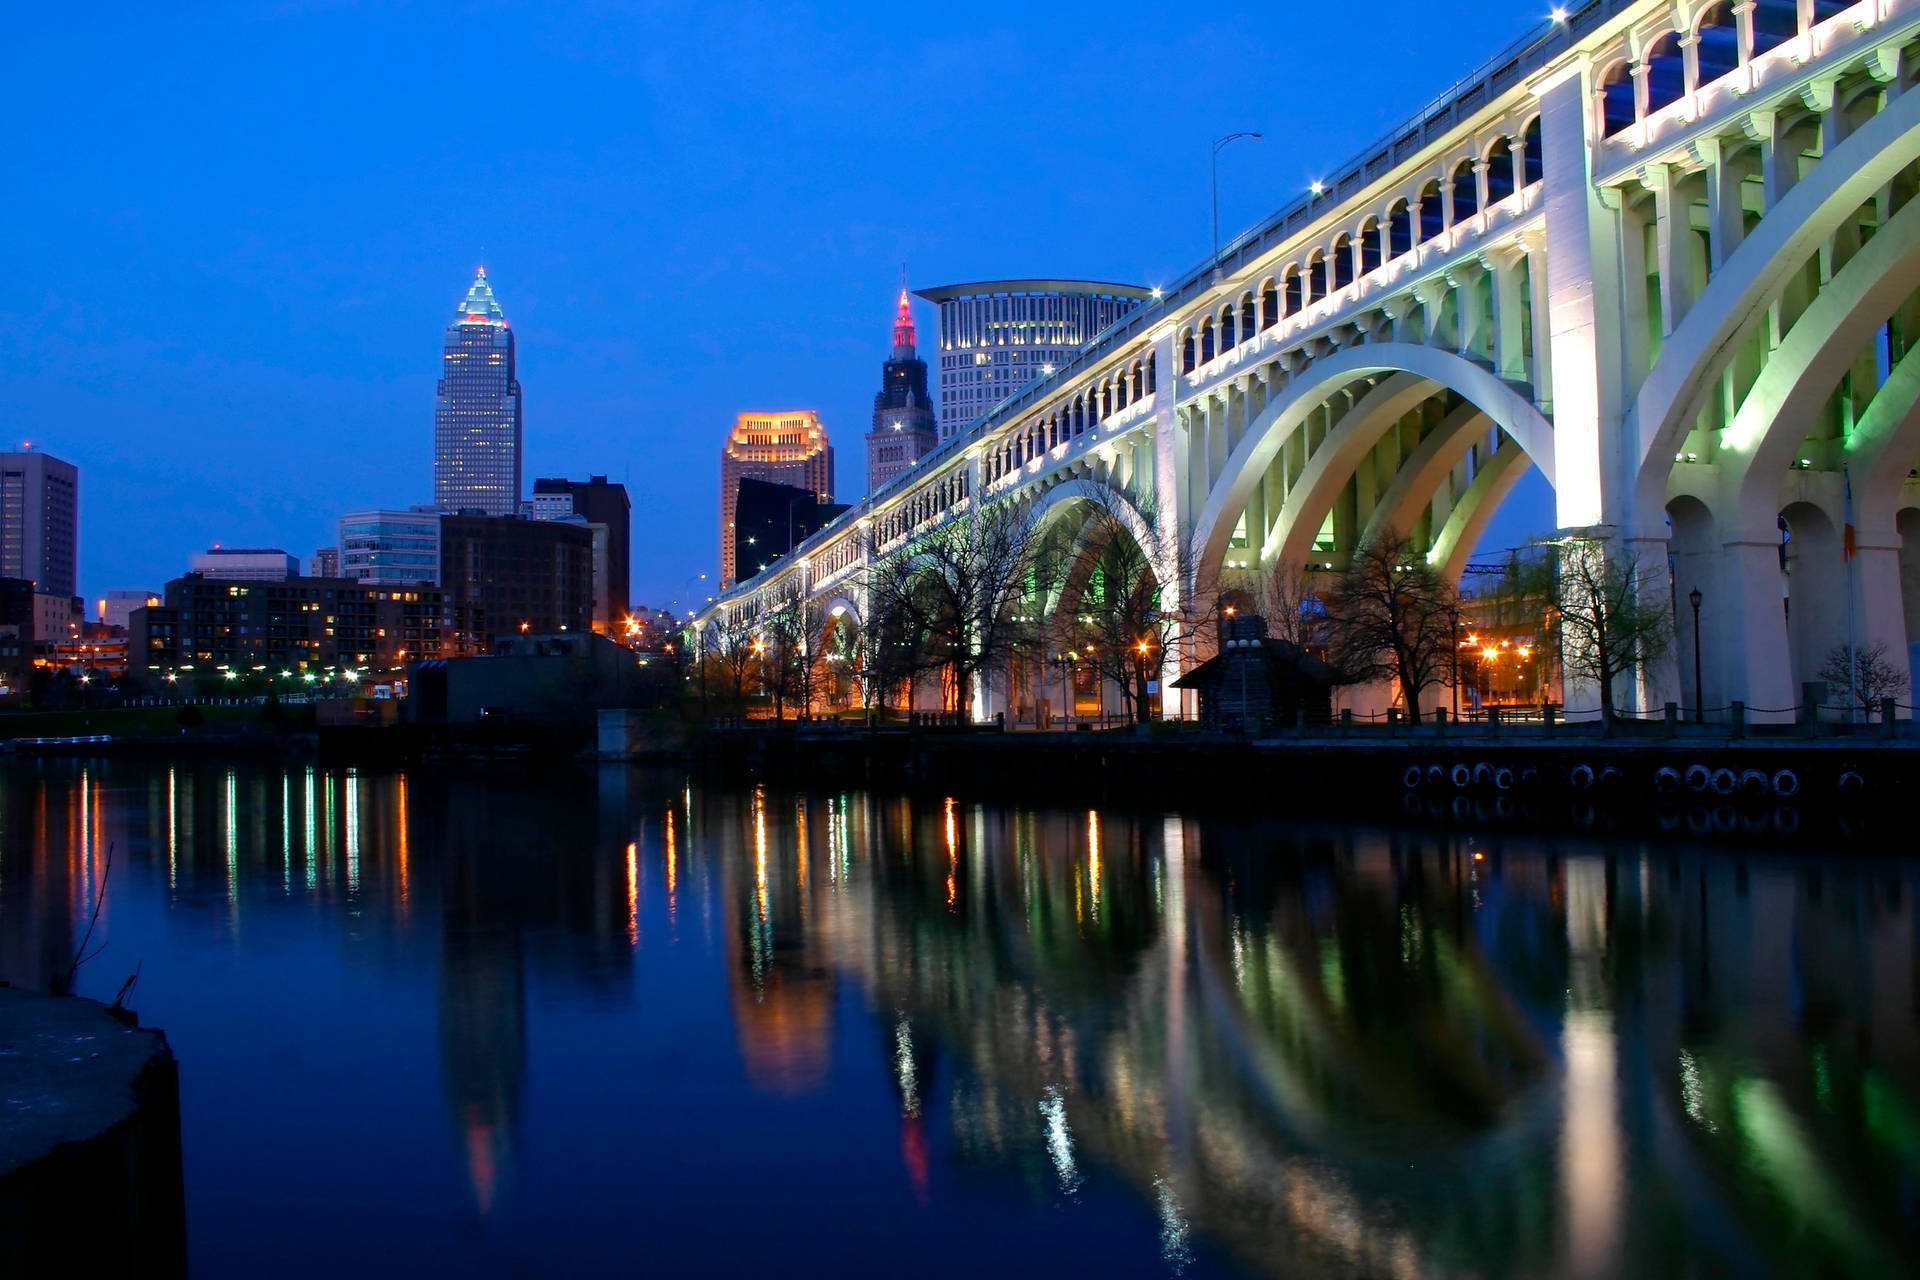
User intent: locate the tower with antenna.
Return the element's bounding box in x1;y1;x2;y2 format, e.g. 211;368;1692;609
864;278;938;494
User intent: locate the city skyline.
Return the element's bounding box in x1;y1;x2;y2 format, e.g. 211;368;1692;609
3;2;1555;608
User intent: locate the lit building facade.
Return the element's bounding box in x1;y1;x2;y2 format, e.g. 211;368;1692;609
0;450;79;599
132;575;480;674
433;268;521;516
719;411;832;587
338;508;442;587
865;290;938;494
189;548;299;581
914;281;1150;437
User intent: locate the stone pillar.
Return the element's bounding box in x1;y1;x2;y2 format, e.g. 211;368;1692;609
1646;162;1697;335
1720;533;1796;721
1486;247;1528;381
1850;517;1912;717
1150;324;1191;717
1533;60;1629;530
1695;134;1744;271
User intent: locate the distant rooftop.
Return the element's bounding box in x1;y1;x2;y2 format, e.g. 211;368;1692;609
914;279;1153;304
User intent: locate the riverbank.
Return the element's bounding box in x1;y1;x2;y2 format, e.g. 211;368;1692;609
0;988;186;1276
690;721;1917;841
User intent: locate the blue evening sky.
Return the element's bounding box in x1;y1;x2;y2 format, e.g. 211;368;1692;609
3;1;1556;611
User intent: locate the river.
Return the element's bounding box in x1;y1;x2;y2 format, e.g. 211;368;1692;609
1;759;1915;1277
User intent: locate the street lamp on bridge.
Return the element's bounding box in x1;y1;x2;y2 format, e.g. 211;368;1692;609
1211;132;1263;276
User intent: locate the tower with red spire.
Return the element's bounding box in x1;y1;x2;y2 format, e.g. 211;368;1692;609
866;285;938;494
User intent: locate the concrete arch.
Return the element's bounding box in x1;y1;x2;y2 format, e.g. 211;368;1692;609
1718;192;1920;535
1431;438;1531;583
1631;81;1920;512
1847;337;1920;520
1193;342;1556;575
818;594;862;631
1020;477;1159;613
1357;402;1495;551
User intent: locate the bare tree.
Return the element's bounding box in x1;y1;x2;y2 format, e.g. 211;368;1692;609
760;595;814;719
869;500;1036;716
1818;641;1910;719
1524;534;1671;719
706;609;761;714
861;548;936;715
1321;530;1458;724
1230;560;1323;649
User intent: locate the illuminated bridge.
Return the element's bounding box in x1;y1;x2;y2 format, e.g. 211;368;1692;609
699;0;1920;722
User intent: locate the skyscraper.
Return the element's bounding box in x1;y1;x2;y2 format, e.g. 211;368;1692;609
915;280;1151;437
864;289;937;494
0;450;79;598
433;268;522;516
719;412;833;588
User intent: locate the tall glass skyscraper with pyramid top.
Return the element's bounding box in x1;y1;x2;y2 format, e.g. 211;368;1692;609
433;268;521;515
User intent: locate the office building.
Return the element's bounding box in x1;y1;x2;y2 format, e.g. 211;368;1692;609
338;508;442;587
439;514;594;643
914;281;1151;436
731;479;849;581
865;288;938;493
97;589;161;631
433;268;522;516
0;450;79;599
719;411;833;587
189;548;299;581
531;476;630;631
308;548;339;578
130;575;480;674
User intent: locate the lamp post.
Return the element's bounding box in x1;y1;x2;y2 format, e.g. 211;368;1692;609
1688;587;1703;724
1211;132;1263;274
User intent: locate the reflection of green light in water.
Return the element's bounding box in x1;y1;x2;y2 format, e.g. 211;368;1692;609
1319;939;1346;1014
1863;1071;1920;1160
1810;1044;1831;1110
1730;1076;1886;1271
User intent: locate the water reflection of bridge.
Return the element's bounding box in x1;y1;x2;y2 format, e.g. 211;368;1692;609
694;788;1920;1277
2;763;1915;1273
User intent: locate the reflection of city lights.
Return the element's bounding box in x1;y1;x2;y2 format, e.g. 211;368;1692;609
1087;809;1102;923
1153;1175;1193;1269
664;809;677;923
894;1019;921;1118
1040;1085;1081;1194
626;840;639;946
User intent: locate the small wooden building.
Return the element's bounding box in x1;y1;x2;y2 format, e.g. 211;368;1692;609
1173;613;1339;731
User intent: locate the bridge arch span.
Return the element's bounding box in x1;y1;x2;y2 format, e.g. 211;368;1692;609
1630;81;1920;514
1193;342;1556;576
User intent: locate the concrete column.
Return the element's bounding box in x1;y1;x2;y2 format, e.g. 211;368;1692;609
1149;324;1190;644
1646;162;1696;336
1627;531;1681;714
1850;517;1912;717
1522;234;1554;409
1446;260;1489;361
1719;534;1796;721
1695;134;1744;271
1748;108;1794;211
1486;248;1528;381
1533;60;1629;529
